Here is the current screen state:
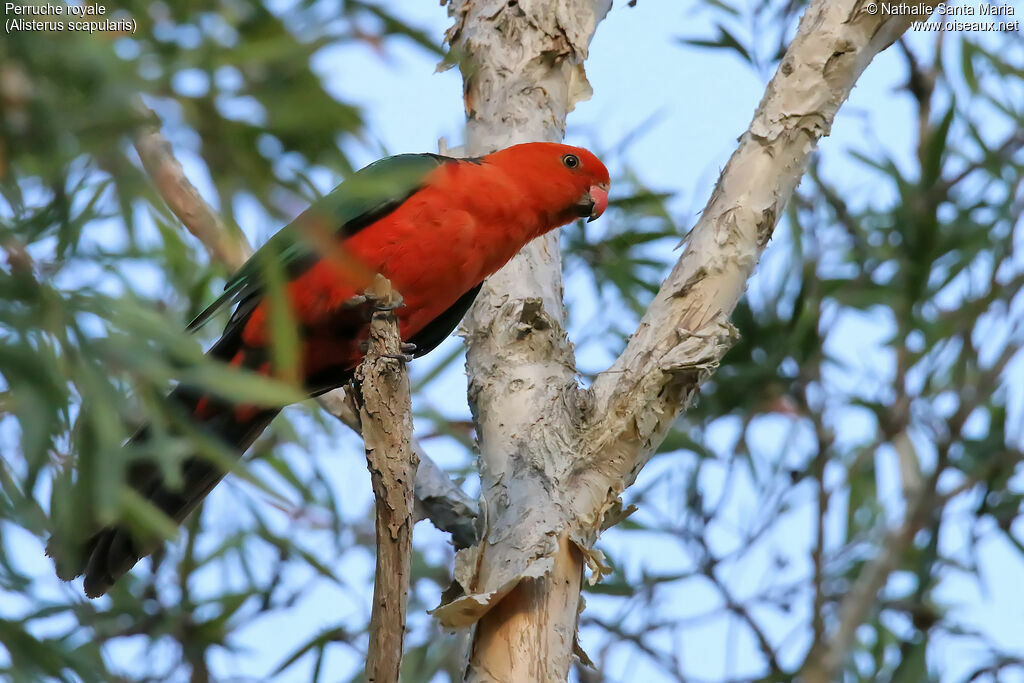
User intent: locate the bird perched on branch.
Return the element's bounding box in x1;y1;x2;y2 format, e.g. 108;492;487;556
49;142;610;597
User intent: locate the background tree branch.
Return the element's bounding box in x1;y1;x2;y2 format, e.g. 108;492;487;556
132;104;252;268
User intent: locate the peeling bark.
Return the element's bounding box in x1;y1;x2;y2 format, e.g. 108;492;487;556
465;533;584;682
354;277;418;683
436;1;611;680
438;0;938;680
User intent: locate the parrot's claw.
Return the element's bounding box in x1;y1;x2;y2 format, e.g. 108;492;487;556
400;342;417;353
381;352;414;363
372;296;405;312
346;291;405;312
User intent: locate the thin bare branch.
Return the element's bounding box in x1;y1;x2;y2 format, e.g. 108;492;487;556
317;391;479;548
353;276;418;683
800;484;939;682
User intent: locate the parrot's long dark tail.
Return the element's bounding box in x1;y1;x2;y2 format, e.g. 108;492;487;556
47;385;281;598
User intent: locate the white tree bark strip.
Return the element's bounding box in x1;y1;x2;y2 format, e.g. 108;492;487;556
410;448;479;549
317;391;479;547
578;0;942;523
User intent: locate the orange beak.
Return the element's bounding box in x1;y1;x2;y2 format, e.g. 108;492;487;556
587;184;609;222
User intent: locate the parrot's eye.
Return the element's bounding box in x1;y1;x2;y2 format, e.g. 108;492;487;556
561;154;580;169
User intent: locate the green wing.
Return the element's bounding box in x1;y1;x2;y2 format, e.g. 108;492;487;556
186;153;449;333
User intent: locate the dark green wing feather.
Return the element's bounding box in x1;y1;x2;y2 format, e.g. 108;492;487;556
186;153;450;333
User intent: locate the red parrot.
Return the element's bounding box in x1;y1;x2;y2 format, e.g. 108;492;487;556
51;142;610;597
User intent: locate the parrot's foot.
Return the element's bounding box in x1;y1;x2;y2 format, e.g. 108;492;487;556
400;342;417;353
345;287;405;313
352;291;403;312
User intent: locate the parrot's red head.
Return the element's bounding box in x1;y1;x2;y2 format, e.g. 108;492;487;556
486;143;611;227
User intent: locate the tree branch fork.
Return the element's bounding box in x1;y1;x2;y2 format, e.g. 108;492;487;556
441;0;941;679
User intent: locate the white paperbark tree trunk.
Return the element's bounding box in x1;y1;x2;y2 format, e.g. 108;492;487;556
435;1;941;680
436;2;611;680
